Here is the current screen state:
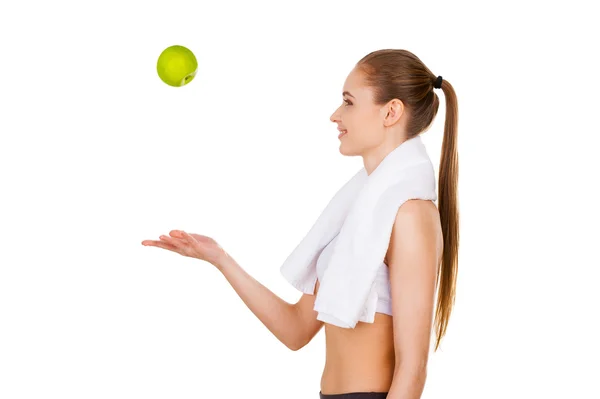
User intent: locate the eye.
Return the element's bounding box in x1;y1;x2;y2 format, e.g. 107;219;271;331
343;99;352;106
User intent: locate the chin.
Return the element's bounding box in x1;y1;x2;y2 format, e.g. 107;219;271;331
338;142;348;155
339;144;359;157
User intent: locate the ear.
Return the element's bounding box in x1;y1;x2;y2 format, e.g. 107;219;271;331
382;99;404;127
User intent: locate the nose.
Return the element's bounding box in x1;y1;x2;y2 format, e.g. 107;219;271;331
330;107;340;123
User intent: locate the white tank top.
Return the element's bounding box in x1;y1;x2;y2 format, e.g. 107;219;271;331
315;233;393;316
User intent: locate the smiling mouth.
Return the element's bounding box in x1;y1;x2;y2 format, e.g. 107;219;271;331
338;130;347;138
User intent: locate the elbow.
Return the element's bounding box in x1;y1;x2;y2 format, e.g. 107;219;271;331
394;355;429;376
287;333;308;351
285;339;298;351
287;339;304;351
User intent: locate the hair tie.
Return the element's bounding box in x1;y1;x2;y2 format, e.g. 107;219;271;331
433;76;443;89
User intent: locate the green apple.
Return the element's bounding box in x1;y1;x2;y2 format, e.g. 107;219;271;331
156;45;198;87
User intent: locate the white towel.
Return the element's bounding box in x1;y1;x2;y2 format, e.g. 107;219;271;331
280;135;437;328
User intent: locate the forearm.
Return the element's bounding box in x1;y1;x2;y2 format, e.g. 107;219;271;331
213;253;302;350
387;367;427;399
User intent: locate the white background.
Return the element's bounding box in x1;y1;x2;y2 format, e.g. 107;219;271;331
1;0;598;398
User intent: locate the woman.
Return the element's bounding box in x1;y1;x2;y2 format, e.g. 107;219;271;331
142;49;459;399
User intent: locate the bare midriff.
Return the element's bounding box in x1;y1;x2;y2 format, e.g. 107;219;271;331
320;313;395;395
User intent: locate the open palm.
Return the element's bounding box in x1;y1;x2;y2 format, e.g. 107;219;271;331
142;230;226;265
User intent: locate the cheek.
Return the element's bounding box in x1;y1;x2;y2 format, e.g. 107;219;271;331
349;116;380;146
345;109;367;131
343;107;362;127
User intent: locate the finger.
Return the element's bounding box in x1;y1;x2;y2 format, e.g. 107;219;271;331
178;230;196;243
142;240;178;251
170;230;194;245
159;235;182;246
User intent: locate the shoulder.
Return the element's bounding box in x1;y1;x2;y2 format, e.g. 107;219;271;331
384;199;442;265
397;199;440;222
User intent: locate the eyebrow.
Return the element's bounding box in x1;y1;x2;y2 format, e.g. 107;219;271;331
342;91;355;98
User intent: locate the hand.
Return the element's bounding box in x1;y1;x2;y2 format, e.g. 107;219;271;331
142;230;227;266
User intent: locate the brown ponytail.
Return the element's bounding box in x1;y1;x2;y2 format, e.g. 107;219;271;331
357;49;459;351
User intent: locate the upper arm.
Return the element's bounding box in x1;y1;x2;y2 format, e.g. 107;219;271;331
291;280;324;350
387;199;443;371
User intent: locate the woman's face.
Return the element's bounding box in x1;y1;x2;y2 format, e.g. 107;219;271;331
330;67;387;156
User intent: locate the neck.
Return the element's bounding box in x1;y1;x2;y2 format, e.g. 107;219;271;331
363;136;411;176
